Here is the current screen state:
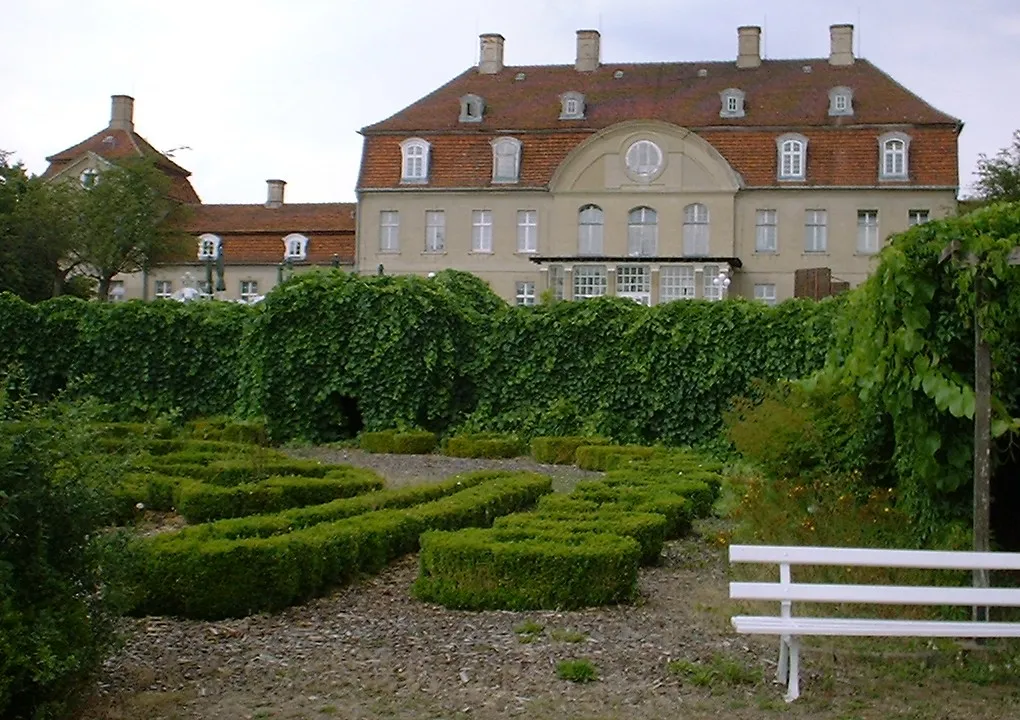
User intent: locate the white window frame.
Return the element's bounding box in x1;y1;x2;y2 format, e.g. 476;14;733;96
857;210;880;254
560;91;585;120
617;265;651;303
879;132;911;180
683;203;710;256
240;280;260;302
624;140;664;181
702;264;722;301
471;210;493;253
379;210;399;252
491;137;522;183
719;88;746;118
659;266;696;302
459;94;485;123
425;210;445;253
109;279;126;302
804;209;828;253
548;265;565;301
517;210;538;253
578;205;604;255
197;233;221;260
777;133;808;181
627;207;658;257
755;209;778;253
828;86;854;116
400;138;430;182
754;283;777;306
573;265;607;300
515;281;536;306
154;279;173;299
909;209;930;227
283;233;308;261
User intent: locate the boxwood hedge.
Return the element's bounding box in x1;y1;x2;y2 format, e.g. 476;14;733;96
494;511;667;565
359;429;438;454
530;436;611;465
413;527;641;610
574;444;656;471
443;433;526;459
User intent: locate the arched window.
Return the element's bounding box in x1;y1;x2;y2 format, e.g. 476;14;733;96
197;233;221;260
283;233;309;260
577;205;604;255
400;138;430;182
879;132;911;180
491;137;522;183
776;133;808;180
627;207;658;256
682;203;710;256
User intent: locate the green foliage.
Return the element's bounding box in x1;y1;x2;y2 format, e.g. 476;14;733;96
494;511;667;565
555;659;598;683
668;655;762;688
359;429;437;454
0;401;133;719
574;444;656;471
975;130;1020;203
412;527;640;610
184;416;269;445
443;433;526;459
530;435;610;465
131;472;551;618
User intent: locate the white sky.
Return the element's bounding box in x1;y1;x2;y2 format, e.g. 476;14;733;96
3;0;1018;203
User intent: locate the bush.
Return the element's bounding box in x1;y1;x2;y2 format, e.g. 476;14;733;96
601;472;716;518
444;433;526;459
185;417;269;445
412;526;640;610
574;444;656;471
132;472;552;618
174;469;385;523
569;482;694;538
190;458;333;486
531;435;610;465
556;659;598;683
495;511;667;565
360;429;438;454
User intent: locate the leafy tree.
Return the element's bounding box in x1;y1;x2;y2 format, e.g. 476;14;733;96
66;156;191;301
974;129;1020;203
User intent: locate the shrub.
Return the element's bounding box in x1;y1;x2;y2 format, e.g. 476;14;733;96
531;435;610;465
132;472;552;618
194;458;333;486
494;511;667;565
174;470;385;523
185;417;269;445
444;433;525;459
412;526;640;610
569;482;694;538
360;430;397;453
556;659;598;683
107;472;190;522
601;472;716;518
574;444;656;471
360;429;438;454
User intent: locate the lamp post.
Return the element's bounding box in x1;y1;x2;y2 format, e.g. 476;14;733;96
711;269;731;300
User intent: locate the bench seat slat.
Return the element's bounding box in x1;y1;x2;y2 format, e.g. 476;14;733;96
730;582;1020;607
732;615;1020;638
729;544;1020;571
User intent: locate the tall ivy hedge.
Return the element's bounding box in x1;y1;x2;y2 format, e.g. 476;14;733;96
0;268;841;444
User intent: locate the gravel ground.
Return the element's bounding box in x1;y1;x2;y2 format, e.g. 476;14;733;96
79;453;1020;720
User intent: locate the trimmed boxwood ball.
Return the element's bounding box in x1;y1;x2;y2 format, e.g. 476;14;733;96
494;511;667;565
574;444;656;471
413;527;641;610
530;436;611;465
444;433;526;459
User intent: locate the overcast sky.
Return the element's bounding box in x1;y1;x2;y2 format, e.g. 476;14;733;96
3;0;1018;204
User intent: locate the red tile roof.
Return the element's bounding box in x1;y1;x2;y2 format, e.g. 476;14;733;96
42;127;201;203
358;58;961;190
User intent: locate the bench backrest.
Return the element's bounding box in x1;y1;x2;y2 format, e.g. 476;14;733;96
729;544;1020;608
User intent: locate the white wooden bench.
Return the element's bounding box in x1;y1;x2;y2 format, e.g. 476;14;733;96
728;544;1020;701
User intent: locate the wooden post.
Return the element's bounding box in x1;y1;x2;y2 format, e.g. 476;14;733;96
973;272;991;623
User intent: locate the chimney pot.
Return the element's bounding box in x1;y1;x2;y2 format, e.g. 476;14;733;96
736;26;762;68
266;179;286;208
110;95;134;131
829;24;855;65
478;33;505;74
575;29;601;72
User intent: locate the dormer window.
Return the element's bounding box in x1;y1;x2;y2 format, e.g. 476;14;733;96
719;88;746;118
828;86;854;116
400;138;430;183
879;132;911;180
560;91;585;120
491;137;522;183
776;133;808;181
459;94;485;123
283;233;308;261
197;233;221;260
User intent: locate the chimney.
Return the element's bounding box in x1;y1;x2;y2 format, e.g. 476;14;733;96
575;29;600;72
829;24;855;66
736;26;762;68
478;33;505;74
266;179;286;208
109;95;134;131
